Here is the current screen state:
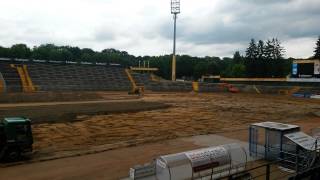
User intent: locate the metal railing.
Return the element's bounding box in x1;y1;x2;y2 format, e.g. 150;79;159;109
224;145;320;180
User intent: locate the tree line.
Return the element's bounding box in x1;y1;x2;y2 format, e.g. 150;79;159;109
0;36;319;80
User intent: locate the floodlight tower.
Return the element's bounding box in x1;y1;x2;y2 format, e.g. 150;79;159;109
171;0;180;81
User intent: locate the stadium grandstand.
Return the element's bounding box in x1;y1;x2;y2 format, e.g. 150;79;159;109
0;58;131;92
0;57;320;97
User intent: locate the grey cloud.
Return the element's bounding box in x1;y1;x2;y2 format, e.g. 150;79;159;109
0;0;318;58
242;0;293;4
94;29;116;42
163;0;320;46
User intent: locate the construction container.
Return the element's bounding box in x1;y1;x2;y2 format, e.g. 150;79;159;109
156;143;247;180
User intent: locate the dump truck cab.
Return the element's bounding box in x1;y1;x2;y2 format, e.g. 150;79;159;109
0;117;33;161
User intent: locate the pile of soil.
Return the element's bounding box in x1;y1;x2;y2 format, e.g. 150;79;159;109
0;92;103;103
0;100;169;124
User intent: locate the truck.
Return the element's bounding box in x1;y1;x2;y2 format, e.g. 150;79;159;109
0;117;33;161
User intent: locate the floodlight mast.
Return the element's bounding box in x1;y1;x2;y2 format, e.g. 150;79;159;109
171;0;180;81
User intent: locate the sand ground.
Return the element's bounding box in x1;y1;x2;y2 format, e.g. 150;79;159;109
0;92;319;179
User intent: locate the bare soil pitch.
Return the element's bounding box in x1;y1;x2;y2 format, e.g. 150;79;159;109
13;93;320;160
0;92;320;178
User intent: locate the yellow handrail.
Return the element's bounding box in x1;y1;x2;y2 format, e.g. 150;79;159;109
125;69;138;91
125;69;146;94
150;73;161;82
23;65;36;92
16;66;29;92
192;82;199;92
253;85;261;94
11;64;35;93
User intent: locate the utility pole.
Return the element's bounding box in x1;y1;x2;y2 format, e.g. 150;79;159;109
171;0;180;81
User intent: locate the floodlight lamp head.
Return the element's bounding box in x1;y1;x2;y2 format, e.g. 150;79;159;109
171;0;180;14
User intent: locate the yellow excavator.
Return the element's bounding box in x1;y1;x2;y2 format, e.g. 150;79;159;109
125;69;144;95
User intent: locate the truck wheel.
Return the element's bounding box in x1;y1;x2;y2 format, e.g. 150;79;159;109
5;148;21;161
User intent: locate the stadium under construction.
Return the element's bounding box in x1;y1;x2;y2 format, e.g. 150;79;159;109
0;57;319;179
0;58;320;97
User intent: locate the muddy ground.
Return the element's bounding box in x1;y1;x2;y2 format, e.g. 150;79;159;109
1;118;320;180
0;100;169;124
0;91;137;103
0;92;318;162
0;92;320;180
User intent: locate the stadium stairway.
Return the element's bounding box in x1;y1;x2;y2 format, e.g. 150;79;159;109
129;72;240;93
146;81;193;92
11;64;36;93
130;72;152;87
129;72;193;92
0;62;22;92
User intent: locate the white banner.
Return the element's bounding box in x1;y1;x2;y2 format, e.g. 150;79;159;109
185;146;228;171
314;61;320;75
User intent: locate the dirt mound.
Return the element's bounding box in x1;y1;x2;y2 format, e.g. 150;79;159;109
0;100;169;124
0;92;103;103
0;91;140;103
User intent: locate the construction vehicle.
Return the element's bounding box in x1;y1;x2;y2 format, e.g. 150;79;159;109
125;69;145;95
219;83;240;93
0;117;33;161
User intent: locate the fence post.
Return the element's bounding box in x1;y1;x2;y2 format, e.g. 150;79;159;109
266;164;270;180
295;146;299;172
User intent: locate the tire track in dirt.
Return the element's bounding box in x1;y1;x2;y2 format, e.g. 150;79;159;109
27;93;320;161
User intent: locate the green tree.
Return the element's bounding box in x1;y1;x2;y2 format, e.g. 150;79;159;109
80;53;93;62
65;46;82;60
244;38;286;78
246;39;258;60
257;40;267;77
0;46;10;57
314;36;320;59
257;40;265;59
245;39;259;77
176;55;195;79
264;40;274;59
194;61;208;79
207;61;220;76
274;39;286;77
222;51;246;77
32;44;57;60
0;41;292;79
233;51;243;64
10;44;31;58
264;38;285;60
230;64;246;77
274;39;285;60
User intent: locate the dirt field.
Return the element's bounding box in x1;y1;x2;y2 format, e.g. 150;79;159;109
0;91;138;103
0;92;320;179
1;92;319;162
0;100;169;124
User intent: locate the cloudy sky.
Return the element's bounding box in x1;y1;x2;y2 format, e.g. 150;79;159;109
0;0;319;58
